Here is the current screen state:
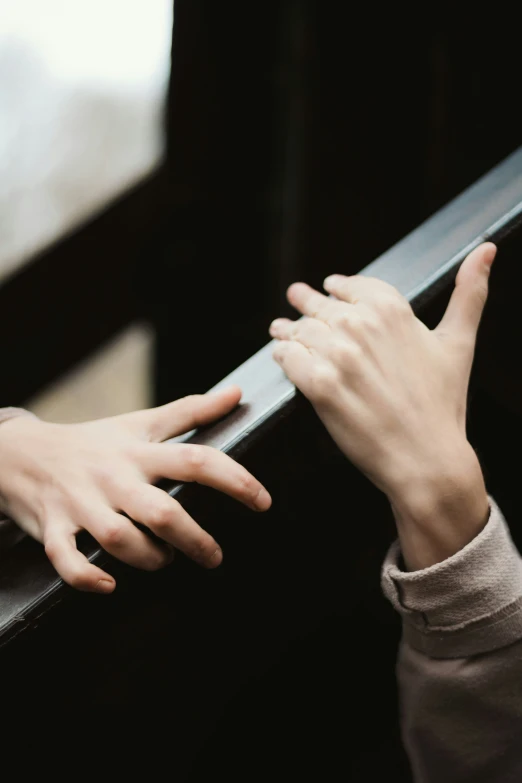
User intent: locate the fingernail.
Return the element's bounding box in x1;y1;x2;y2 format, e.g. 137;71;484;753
323;275;343;289
206;547;223;568
95;578;115;594
254;487;272;511
269;320;281;334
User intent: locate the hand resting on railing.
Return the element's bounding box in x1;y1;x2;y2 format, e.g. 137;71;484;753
0;387;271;593
270;241;522;783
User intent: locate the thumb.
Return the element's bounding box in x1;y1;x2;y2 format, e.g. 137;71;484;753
436;242;497;344
123;385;242;442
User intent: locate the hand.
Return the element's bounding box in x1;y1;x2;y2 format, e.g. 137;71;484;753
269;244;496;569
0;386;271;592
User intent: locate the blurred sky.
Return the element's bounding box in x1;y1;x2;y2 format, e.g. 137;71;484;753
0;0;173;281
0;1;172;90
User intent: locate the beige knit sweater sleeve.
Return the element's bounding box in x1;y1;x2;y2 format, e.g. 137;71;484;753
382;495;522;782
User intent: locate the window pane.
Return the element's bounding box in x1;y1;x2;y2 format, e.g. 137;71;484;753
0;0;172;282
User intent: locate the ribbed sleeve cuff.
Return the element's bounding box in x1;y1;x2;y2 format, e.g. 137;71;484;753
382;495;522;658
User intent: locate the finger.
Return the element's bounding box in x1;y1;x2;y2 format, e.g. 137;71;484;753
286;282;335;320
84;507;174;571
121;483;223;569
44;526;116;594
121;386;242;442
322;273;403;305
269;316;330;350
436;243;497;343
139;443;272;512
272;339;332;402
286;282;365;326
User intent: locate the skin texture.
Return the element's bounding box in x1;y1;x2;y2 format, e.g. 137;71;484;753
0;386;271;593
270;243;496;571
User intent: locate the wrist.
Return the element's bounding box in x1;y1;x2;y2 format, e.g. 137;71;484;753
386;443;489;571
0;412;39;515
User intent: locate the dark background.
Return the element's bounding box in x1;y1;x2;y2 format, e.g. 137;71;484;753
2;4;522;780
2;4;521;407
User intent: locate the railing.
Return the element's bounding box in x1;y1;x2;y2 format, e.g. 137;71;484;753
2;147;522;645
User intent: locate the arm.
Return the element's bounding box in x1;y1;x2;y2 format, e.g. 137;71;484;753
383;495;522;783
269;243;522;780
0;387;271;592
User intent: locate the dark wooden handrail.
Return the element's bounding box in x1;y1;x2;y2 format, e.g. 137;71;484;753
2;146;522;645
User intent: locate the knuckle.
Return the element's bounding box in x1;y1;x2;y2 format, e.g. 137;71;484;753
44;539;58;562
66;571;94;590
359;312;381;333
92;463;119;491
315;304;331;321
311;366;339;401
236;470;259;500
147;501;175;534
182;445;207;472
272;342;289;362
379;294;410;319
331;341;363;369
143;550;171;572
181;394;203;408
99;519;127;549
369;277;400;297
331;310;352;331
123;483;147;511
347;313;364;334
298;319;314;339
93;463;111;482
67;567;95;591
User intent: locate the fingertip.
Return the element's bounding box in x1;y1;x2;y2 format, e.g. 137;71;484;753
269;318;286;338
88;566;116;593
323;274;344;290
286;281;305;300
46;533;117;594
205;547;223;569
457;243;497;288
94;577;116;594
66;569;116;594
254;487;272;511
468;242;497;267
481;242;497;267
226;384;242;401
211;384;242;404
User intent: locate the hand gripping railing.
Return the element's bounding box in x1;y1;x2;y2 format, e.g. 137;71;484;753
2;147;522;644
